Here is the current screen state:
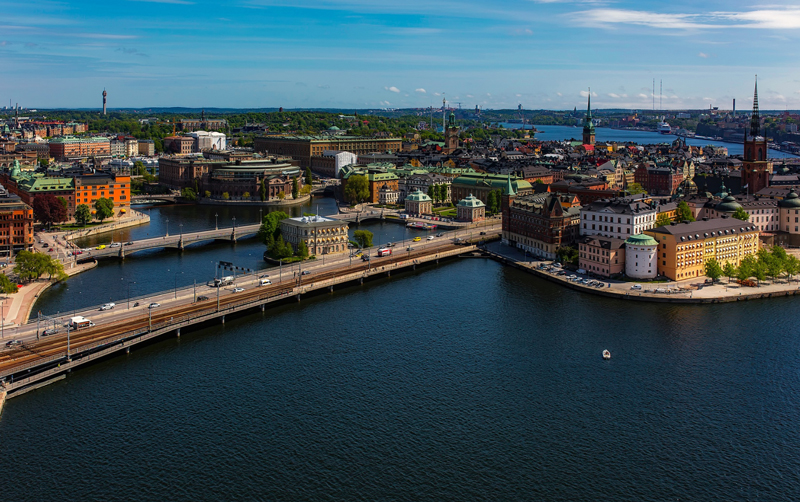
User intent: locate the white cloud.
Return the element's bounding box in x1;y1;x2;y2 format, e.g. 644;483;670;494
580;90;598;97
608;93;620;98
573;7;800;30
637;93;649;98
556;92;562;97
466;94;474;98
433;92;440;96
379;100;391;106
698;52;709;58
415;88;426;93
385;86;400;93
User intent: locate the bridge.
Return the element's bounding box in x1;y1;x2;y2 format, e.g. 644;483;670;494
0;225;500;400
131;194;181;204
81;223;262;259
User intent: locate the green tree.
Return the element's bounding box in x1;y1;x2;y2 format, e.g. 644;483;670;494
259;179;266;202
57;197;68;212
257;210;289;246
344;174;370;204
305;167;313;186
133;160;145;175
0;273;17;294
291;176;299;199
704;258;723;283
556;246;579;266
737;255;757;282
722;262;736;283
93;197;114;222
297;239;309;259
427;185;436;204
14;250;67;283
627;182;646;195
269;235;293;259
353;229;374;248
676;201;695;222
439;184;448;205
785;255;800;282
278;190;286;200
222;192;230;200
243;191;251;199
732;207;750;221
74;204;91;227
655;212;671;227
204;190;211;198
180;187;197;201
486;189;502;215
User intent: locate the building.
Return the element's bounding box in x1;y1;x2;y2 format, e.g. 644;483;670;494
778;189;800;246
580;197;657;240
48;136;111;161
742;80;772;195
280;215;349;256
645;218;760;281
0;183;34;254
444;111;459;154
73;172;132;213
402;173;452;202
502;182;582;260
177;110;227;132
102;89;107;115
202;160;302;201
404;189;432;215
163;136;194;155
378;184;401;205
309;150;358;178
189;131;227;152
578;236;625;277
456;193;486;222
634;163;683;196
582;91;595;146
138;140;155;156
450;173;532;204
624;234;658;280
110;139;125;158
339;168;400;204
254;135;402;168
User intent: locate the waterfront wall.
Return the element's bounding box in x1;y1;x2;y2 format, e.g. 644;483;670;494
64;211;150;241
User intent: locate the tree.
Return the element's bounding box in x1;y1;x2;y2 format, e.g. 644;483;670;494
344;174;369;204
93;197;114;222
57;197;68;212
259;179;266;202
732;207;750;221
33;193;67;226
427;185;436;204
75;204;91;227
204;190;211;198
133;160;145;175
14;250;67;283
704;258;723;283
181;187;197;201
737;255;757;282
627;182;646;195
722;262;736;283
278;190;286;200
222;192;230;200
291;176;299;199
785;255;800;282
353;229;374;248
0;273;17;294
655;212;672;227
257;210;289;246
439;184;448;205
486;189;502;215
268;235;293;259
676;201;695;222
297;239;309;259
243;191;251;199
305;167;313;186
556;246;579;266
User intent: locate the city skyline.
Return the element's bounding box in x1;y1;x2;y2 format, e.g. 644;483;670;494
3;0;800;110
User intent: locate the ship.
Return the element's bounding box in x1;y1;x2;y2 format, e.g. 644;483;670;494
657;121;671;134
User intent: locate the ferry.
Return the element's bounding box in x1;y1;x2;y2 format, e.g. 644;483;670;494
603;350;611;360
406;222;438;230
657;122;671;134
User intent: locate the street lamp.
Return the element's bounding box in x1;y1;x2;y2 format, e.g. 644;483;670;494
172;271;183;299
232;216;236;231
259;208;262;224
179;223;183;238
215;213;218;230
127;280;136;309
166;218;170;236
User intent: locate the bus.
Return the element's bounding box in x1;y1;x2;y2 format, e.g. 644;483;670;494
69;316;93;330
377;248;392;257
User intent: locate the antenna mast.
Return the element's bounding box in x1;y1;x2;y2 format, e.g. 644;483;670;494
660;79;662;111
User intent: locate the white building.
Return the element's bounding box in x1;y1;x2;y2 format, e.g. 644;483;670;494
323;150;358;178
189;131;227;152
580;197;658;239
110;139;125;158
624;234;658;279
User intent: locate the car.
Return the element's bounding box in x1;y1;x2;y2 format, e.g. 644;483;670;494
100;303;116;311
5;339;22;347
125;242;134;245
427;236;434;240
232;287;245;293
407;246;414;251
96;245;106;250
42;328;58;336
413;237;422;242
109;243;121;248
301;270;311;275
196;295;209;301
361;255;370;261
74;250;83;255
557;271;567;276
42;243;49;248
148;302;160;309
631;284;642;290
436;232;444;237
479;231;487;235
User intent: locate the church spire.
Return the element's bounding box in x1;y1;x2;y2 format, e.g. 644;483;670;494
587;87;592;119
750;75;760;137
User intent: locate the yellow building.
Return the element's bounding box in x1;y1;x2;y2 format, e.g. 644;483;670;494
645;218;759;281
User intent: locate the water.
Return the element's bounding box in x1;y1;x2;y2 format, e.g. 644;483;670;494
500;123;798;159
34;199;421;315
2;258;800;500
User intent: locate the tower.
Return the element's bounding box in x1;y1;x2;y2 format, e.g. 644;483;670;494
102;89;107;115
582;89;595;146
741;76;771;195
501;173;517;245
444;111;459;154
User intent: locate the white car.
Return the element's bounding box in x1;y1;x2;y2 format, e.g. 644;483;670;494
631;284;642;290
148;302;160;309
427;236;434;240
100;303;116;311
109;243;122;248
232;287;245;293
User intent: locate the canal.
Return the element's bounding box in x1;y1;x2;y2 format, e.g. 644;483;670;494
1;202;799;500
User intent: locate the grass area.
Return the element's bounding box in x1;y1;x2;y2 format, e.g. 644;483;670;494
55;222;108;230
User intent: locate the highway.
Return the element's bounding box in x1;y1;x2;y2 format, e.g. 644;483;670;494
0;224;500;382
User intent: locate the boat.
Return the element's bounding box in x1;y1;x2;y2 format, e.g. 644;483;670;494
602;350;611;360
657;121;671;134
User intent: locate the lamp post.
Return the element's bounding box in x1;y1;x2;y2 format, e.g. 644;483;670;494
179;223;183;238
166;218;170;237
173;271;182;299
215;213;218;230
259;208;262;224
127;280;136;309
232;216;236;231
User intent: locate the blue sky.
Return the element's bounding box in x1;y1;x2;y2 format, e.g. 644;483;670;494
3;0;800;110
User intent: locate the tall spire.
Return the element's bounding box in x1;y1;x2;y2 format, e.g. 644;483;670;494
750;75;760;137
587;87;592;119
505;173;516;197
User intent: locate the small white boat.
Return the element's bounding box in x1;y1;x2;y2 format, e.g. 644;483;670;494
602;350;611;360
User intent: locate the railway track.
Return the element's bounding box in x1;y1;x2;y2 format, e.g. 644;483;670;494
0;242;467;379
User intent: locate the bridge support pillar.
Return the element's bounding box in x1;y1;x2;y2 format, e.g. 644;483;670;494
360;278;364;285
125;347;130;354
221;315;225;324
387;270;391;277
261;304;265;312
413;264;416;270
119;247;125;259
329;285;333;293
176;328;181;338
231;230;237;242
178;237;184;251
296;294;302;302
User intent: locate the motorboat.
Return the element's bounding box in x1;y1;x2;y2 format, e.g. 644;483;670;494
603;350;611;360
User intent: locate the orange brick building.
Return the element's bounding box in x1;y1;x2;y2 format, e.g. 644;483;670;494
48;136;111;161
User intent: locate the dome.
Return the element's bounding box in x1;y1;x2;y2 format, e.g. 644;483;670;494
715;195;742;213
625;234;658;247
457;193;485;208
715;181;729;199
328;126;340;131
406;188;431;202
779;189;800;209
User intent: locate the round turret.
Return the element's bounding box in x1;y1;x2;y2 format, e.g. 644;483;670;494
779;189;800;209
715;195;742;213
625;234;658;279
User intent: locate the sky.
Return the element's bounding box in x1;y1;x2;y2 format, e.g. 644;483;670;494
3;0;800;110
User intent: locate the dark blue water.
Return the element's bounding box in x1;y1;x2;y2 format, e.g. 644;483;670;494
2;258;800;500
501;123;798;159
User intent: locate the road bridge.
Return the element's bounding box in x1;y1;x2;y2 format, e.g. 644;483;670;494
0;227;500;397
80;223;262;259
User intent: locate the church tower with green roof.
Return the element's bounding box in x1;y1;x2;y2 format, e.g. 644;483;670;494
582;89;595;146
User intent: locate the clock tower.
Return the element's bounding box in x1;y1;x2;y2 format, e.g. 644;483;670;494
741;77;771;195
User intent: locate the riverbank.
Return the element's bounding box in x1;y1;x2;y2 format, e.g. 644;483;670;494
62;209;150;241
486;241;800;304
198;194;311;207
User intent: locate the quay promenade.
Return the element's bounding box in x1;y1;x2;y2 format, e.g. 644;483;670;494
0;225;500;402
485;241;800;304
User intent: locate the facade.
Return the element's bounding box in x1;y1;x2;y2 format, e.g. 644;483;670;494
402;173;452;202
645;218;760;281
742;81;772;195
456;193;486;222
163;136;194;155
48;136;111;161
624;234;658;279
189;131;227;152
254;136;402;168
0;184;34;254
634;163;683;196
378;184;400;205
280;215;349;256
404;189;432;215
110;139;126;158
177;111;227;132
503;188;582;260
580;197;657;239
159;156;213;189
444;112;459;154
450;173;532;204
138;140;155;156
579;236;625;277
778;189;800;246
201;160;302;200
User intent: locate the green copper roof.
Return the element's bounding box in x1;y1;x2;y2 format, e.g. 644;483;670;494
779;189;800;208
406;189;431;202
457;193;485;208
715;195;742;213
625;234;658;247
